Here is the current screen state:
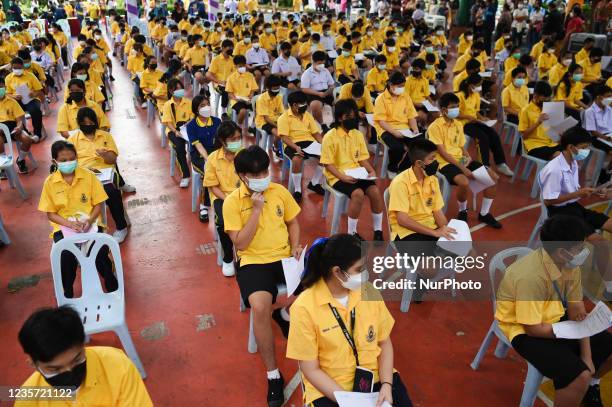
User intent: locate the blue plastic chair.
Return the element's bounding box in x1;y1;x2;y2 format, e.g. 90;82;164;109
511;133;548;198
321;179;349;235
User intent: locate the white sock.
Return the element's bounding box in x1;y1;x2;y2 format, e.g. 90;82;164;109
458;201;467;211
480;198;493;216
199;204;207;211
280;307;290;321
590;378;600;386
267;369;281;379
348;217;358;234
18;150;27;160
291;173;302;192
311;165;323;185
372;212;383;231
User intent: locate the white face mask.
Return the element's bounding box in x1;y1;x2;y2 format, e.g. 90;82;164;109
387;46;396;52
253;42;260;49
562;59;572;66
199;106;212;117
247;175;271;192
392;86;404;95
238;66;247;73
244;37;251;44
473;86;482;93
603;97;612;106
337;269;368;291
94;34;101;40
315;63;326;71
565;247;590;268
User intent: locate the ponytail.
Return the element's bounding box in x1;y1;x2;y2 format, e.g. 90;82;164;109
301;234;362;288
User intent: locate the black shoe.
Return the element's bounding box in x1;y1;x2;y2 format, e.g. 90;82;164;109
597;170;610;186
292;191;302;203
267;374;285;407
373;230;384;241
352;232;364;242
109;75;115;81
584;384;603;407
271;309;290;338
478;213;502;229
457;210;468;222
16;159;28;174
0;170;7;180
321;124;329;134
307;182;325;195
199;208;209;223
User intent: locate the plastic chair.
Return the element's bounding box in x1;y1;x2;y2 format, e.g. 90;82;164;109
160;124;167;149
240;284;287;353
320;179;349;235
470;247;544;407
146;99;155;128
16;139;38;170
373;140;389;179
50;233;147;379
0;212;10;244
0;124;27;199
435;172;451;213
511;133;548;198
527;177;547;248
209;83;223;117
191;166;202;213
582;147;606;188
500;120;521;157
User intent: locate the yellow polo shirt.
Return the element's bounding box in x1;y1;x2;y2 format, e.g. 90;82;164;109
548;63;568;87
388;168;444;239
5;71;43;100
575;47;589;63
67;130;118;170
373;89;417;138
255;91;284;129
334;54;356;77
63;81;105;105
184;46;209;67
140;69;164;93
456;91;480;125
38;167;108;235
555;81;585;109
338;83;374;113
260;33;277;52
381;49;399;69
26;62;46;82
203;148;241;201
14;347;153;407
57;101;109;132
223;182;300;266
519;102;557;152
530;41;545;61
405;76;430;104
453;70;468;92
162;98;194;130
579;59;601;83
457;35;472;55
0;96;24;122
287;278;394;405
126;54;145;78
427;116;466;168
277;109;320;143
366;67;388;94
226;71;258;106
537;52;557;78
495;248;582;341
320;127;369;186
209;54;236;82
501;84;529;114
233;40;250;57
504;57;519;74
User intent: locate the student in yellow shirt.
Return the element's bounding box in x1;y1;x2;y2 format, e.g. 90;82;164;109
140;56;163;106
452;58;481;92
6;57;44;142
453;41;485;74
335;42;358;84
226;55;258;138
287;234;413;407
501;67;529;124
162;78;194;187
578;47;604;91
373;72;419;175
537;42;557;80
555;63;588;121
549;52;573;87
457;29;473;55
338;80;375;143
49;22;69;69
37;141;118;297
495;215;612;407
68;62;105;105
503;55;533;88
575;37;595;63
67;107;129;243
430;92;501;227
0;76;31;174
184;33;209;87
366;55;389;98
223;145;302;407
381;38;400;70
255;75;285;161
519;81;562;160
320;100;384;240
16;306;152;406
205;39;236;117
504;45;522;74
405;58;432;106
58;79;110;138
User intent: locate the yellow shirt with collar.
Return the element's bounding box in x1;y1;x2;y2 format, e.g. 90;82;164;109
25;62;46;82
277;109;320;143
38;167;108;235
579;58;601;83
530;40;545;61
162;97;194;130
286;278;394;405
57;101;109;132
5;71;43;100
548;63;568;87
184;46;209;67
373;89;417;138
504;56;520;74
334;54;356;77
457;34;472;55
234;40;251;57
405;75;430;104
555;81;585;109
67;129;118;170
320;127;369;186
338;83;374;113
0;95;24;122
360;35;377;51
382;49;399;69
14;347;153;407
127;54;145;78
140;69;164;93
209;54;236;82
427;116;466;168
575;47;589;63
495;248;582;341
203;148;241;201
223;182;300;266
226;71;258;106
63;81;105;105
456;91;480;125
453;70;468;92
494;37;505;53
501;84;529;114
519;102;558;152
366;67;388;94
388;167;444;239
255;91;284;129
537;52;557;78
260;33;277;52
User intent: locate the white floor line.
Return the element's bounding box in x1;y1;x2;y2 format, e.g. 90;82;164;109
283;370;302;406
469;203;541;233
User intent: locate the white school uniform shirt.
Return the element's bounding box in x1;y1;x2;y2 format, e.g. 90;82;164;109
224;0;237;13
271;55;301;81
512;8;529;31
584;103;612;136
300;65;334;92
321;34;335;51
30;50;53;70
245;46;270;66
539;153;580;207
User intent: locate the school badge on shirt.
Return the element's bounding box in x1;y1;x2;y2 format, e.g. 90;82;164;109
366;325;376;343
80;193;88;203
276;204;283;217
426;197;433;207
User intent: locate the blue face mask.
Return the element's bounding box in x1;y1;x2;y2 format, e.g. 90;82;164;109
0;87;6;98
225;140;242;152
514;78;526;87
572;73;583;82
572;148;590;161
173;89;185;98
57;160;77;174
247;175;270;192
447;107;460;119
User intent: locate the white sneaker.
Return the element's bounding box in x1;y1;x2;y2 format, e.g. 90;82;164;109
222;261;236;277
179;178;190;188
141;102;147;108
496;163;514;177
112;228;128;243
119;184;137;193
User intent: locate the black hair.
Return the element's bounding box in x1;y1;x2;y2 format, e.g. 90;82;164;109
334;99;358;124
589;47;603;59
18;306;85;363
351;81;364;98
594;85;612;98
76;106;99;129
66;78;86;103
167;78;184;98
465;58;481;72
191;94;209;115
288;90;307;106
49;140;77;173
301;234;362;288
519;55;532;66
559;63;582;96
215;120;241;148
439;92;459;108
280;41;291;51
560;126;592;149
17;49;30;61
533;81;552;97
511;66;527;78
459;73;481;97
234;145;270;174
411;58;425;70
409;138;438;163
265;74;282;89
11;57;23;66
221;39;234;49
161;58;182;83
388;71;405;86
374;54;387;64
540;215;589;253
312;50;327;62
233;54;246;65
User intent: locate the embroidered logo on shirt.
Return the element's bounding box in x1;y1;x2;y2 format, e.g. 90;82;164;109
80;193;88;203
366;325;376;343
276;204;283;217
426;197;433;207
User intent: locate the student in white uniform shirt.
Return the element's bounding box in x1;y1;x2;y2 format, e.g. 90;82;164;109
246;35;270;87
272;41;301;89
300;50;334;128
584;85;612;184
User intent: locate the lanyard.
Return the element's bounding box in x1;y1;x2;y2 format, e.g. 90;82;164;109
328;304;359;366
552;280;568;310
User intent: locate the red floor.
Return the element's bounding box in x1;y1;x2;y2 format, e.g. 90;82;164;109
0;36;593;406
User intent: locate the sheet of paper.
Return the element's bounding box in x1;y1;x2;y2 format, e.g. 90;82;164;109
67;129;79;137
354;53;365;61
365;113;375;127
528;87;534;95
327;50;338;59
552;301;612;339
281;244;307;297
437;219;472;257
302;142;322;156
422;100;439;112
334;391;382;407
429;84;436;95
15;84;31;105
0;154;11;166
399;128;418;138
59;221;97;244
479;71;492;78
542;101;565;125
344;166;375;180
601;56;611;70
481;119;497;127
179;124;189;141
95;167;114;184
468;165;496;194
552;116;578;134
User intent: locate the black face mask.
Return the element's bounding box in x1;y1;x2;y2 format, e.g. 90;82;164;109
412;71;422;77
422;160;439;176
41;360;87;388
283;50;291;57
70;91;84;103
342;117;359;130
33;46;42;51
80;124;97;134
297;104;308;114
149;64;157;69
225;48;233;55
290;39;298;44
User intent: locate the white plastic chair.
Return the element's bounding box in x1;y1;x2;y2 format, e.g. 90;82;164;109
435;172;451;213
500;120;521;157
0;212;10;244
240;284;287;353
50;233;147;379
373;140;389;179
511;133;548;198
0;124;27;199
191;166;202;213
320;179;349;235
470;246;544;407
